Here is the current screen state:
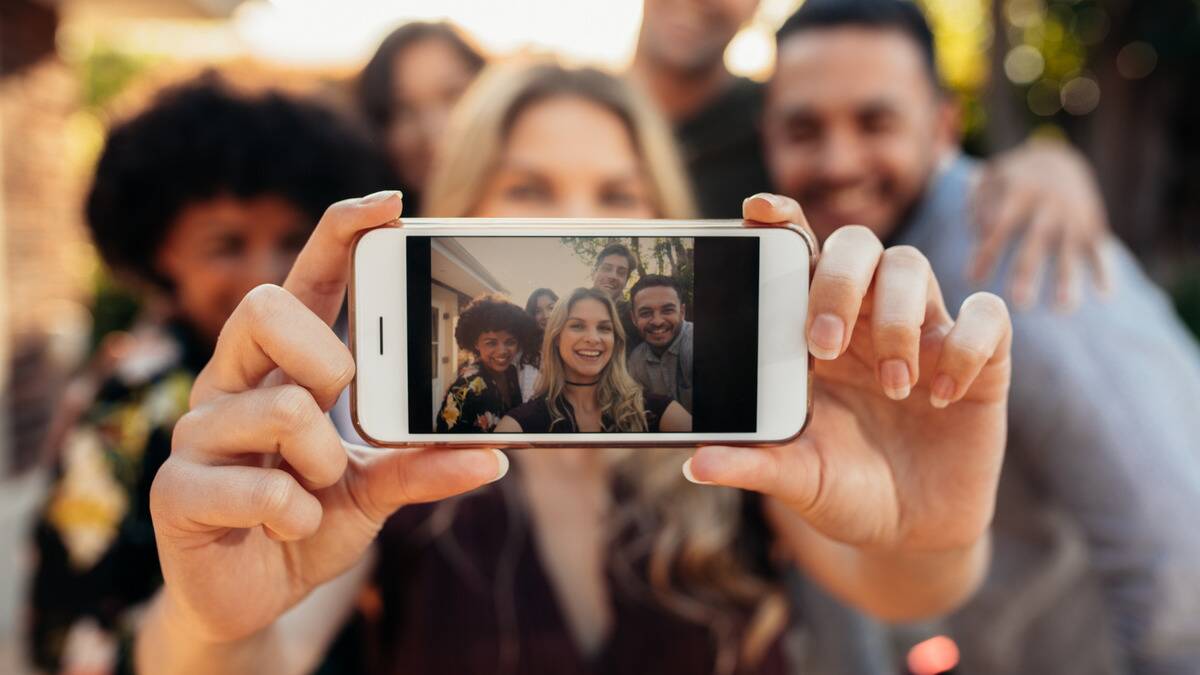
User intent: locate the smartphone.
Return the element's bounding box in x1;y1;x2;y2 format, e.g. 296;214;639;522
350;219;815;447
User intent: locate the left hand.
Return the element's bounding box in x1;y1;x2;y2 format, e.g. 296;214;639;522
968;137;1112;311
685;194;1011;555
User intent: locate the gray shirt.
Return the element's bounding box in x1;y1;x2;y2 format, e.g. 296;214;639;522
628;320;693;413
899;156;1200;673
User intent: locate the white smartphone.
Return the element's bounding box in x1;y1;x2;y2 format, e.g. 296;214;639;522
349;219;815;447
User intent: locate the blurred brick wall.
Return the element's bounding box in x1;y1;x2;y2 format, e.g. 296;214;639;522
1;2;92;477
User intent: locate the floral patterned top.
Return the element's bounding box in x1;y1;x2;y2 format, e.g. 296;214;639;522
30;321;371;675
30;322;204;673
435;362;522;433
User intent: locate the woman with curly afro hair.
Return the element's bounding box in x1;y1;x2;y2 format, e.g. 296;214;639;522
30;72;388;673
436;294;537;432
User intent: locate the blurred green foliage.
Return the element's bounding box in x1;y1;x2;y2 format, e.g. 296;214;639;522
73;46;158;350
79;45;157;111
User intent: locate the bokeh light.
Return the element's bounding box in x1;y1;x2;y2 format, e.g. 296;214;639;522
907;635;961;675
1027;79;1063;116
1005;44;1045;83
1061;75;1101;115
1117;41;1158;79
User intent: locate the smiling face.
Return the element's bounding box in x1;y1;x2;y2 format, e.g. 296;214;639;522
155;194;309;344
592;253;633;300
472;95;658;220
557;297;616;382
763;27;957;241
534;294;556;330
632;284;684;350
475;329;519;375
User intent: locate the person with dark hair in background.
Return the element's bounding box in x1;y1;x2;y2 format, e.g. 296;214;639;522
519;288;558;401
525;288;559;333
357;22;485;214
28;72;388;674
630;0;1112;308
628;274;693;413
436;294;537;432
591;243;641;352
764;1;1200;671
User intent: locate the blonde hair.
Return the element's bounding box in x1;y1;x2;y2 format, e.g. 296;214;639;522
536;288;648;432
423;58;696;219
422;59;783;673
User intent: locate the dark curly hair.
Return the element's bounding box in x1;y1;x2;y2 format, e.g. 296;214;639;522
85;71;391;290
454;294;538;356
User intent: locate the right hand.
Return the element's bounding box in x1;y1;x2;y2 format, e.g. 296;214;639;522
150;192;507;642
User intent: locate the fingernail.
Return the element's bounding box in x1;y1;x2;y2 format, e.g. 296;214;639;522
809;313;845;359
749;192;783;208
362;190;402;203
682;458;715;485
930;374;956;409
879;359;912;400
489;450;509;482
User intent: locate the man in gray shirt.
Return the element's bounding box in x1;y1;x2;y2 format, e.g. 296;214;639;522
627;274;693;413
762;1;1200;672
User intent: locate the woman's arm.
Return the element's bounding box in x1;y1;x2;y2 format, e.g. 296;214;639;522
763;497;989;621
658;401;692;432
136;554;372;675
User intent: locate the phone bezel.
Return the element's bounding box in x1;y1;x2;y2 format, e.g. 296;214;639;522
349;218;816;447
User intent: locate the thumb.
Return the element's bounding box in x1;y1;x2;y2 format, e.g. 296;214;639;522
683;443;822;514
348;444;509;523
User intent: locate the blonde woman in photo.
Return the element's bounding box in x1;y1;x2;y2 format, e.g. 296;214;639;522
496;287;692;433
136;61;1014;675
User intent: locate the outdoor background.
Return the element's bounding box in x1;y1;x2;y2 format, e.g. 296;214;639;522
1;0;1198;516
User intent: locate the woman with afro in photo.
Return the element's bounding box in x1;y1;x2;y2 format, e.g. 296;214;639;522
436;294;538;433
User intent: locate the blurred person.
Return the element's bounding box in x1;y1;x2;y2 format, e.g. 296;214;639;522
590;243;642;352
628;274;693;413
630;0;1111;310
137;61;1015;675
496;287;691;432
764;1;1200;671
28;73;388;674
519;288;558;401
435;294;536;432
357;22;486;214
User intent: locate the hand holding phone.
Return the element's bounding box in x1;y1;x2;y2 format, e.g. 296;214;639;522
688;195;1014;562
148;193;507;643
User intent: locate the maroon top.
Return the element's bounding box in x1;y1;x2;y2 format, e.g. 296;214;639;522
365;465;790;675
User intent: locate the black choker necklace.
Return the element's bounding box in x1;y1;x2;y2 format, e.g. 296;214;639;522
565;380;599;386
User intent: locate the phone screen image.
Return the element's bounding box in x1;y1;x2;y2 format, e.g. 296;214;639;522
403;235;760;435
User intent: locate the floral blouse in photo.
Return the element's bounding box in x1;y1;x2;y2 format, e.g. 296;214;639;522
435;362;522;433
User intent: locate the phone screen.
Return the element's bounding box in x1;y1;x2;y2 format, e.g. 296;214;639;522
402;235;760;435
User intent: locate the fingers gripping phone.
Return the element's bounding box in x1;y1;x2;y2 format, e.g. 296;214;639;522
350;219;816;447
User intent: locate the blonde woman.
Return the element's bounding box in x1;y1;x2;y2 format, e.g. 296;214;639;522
497;287;691;433
137;61;1013;675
